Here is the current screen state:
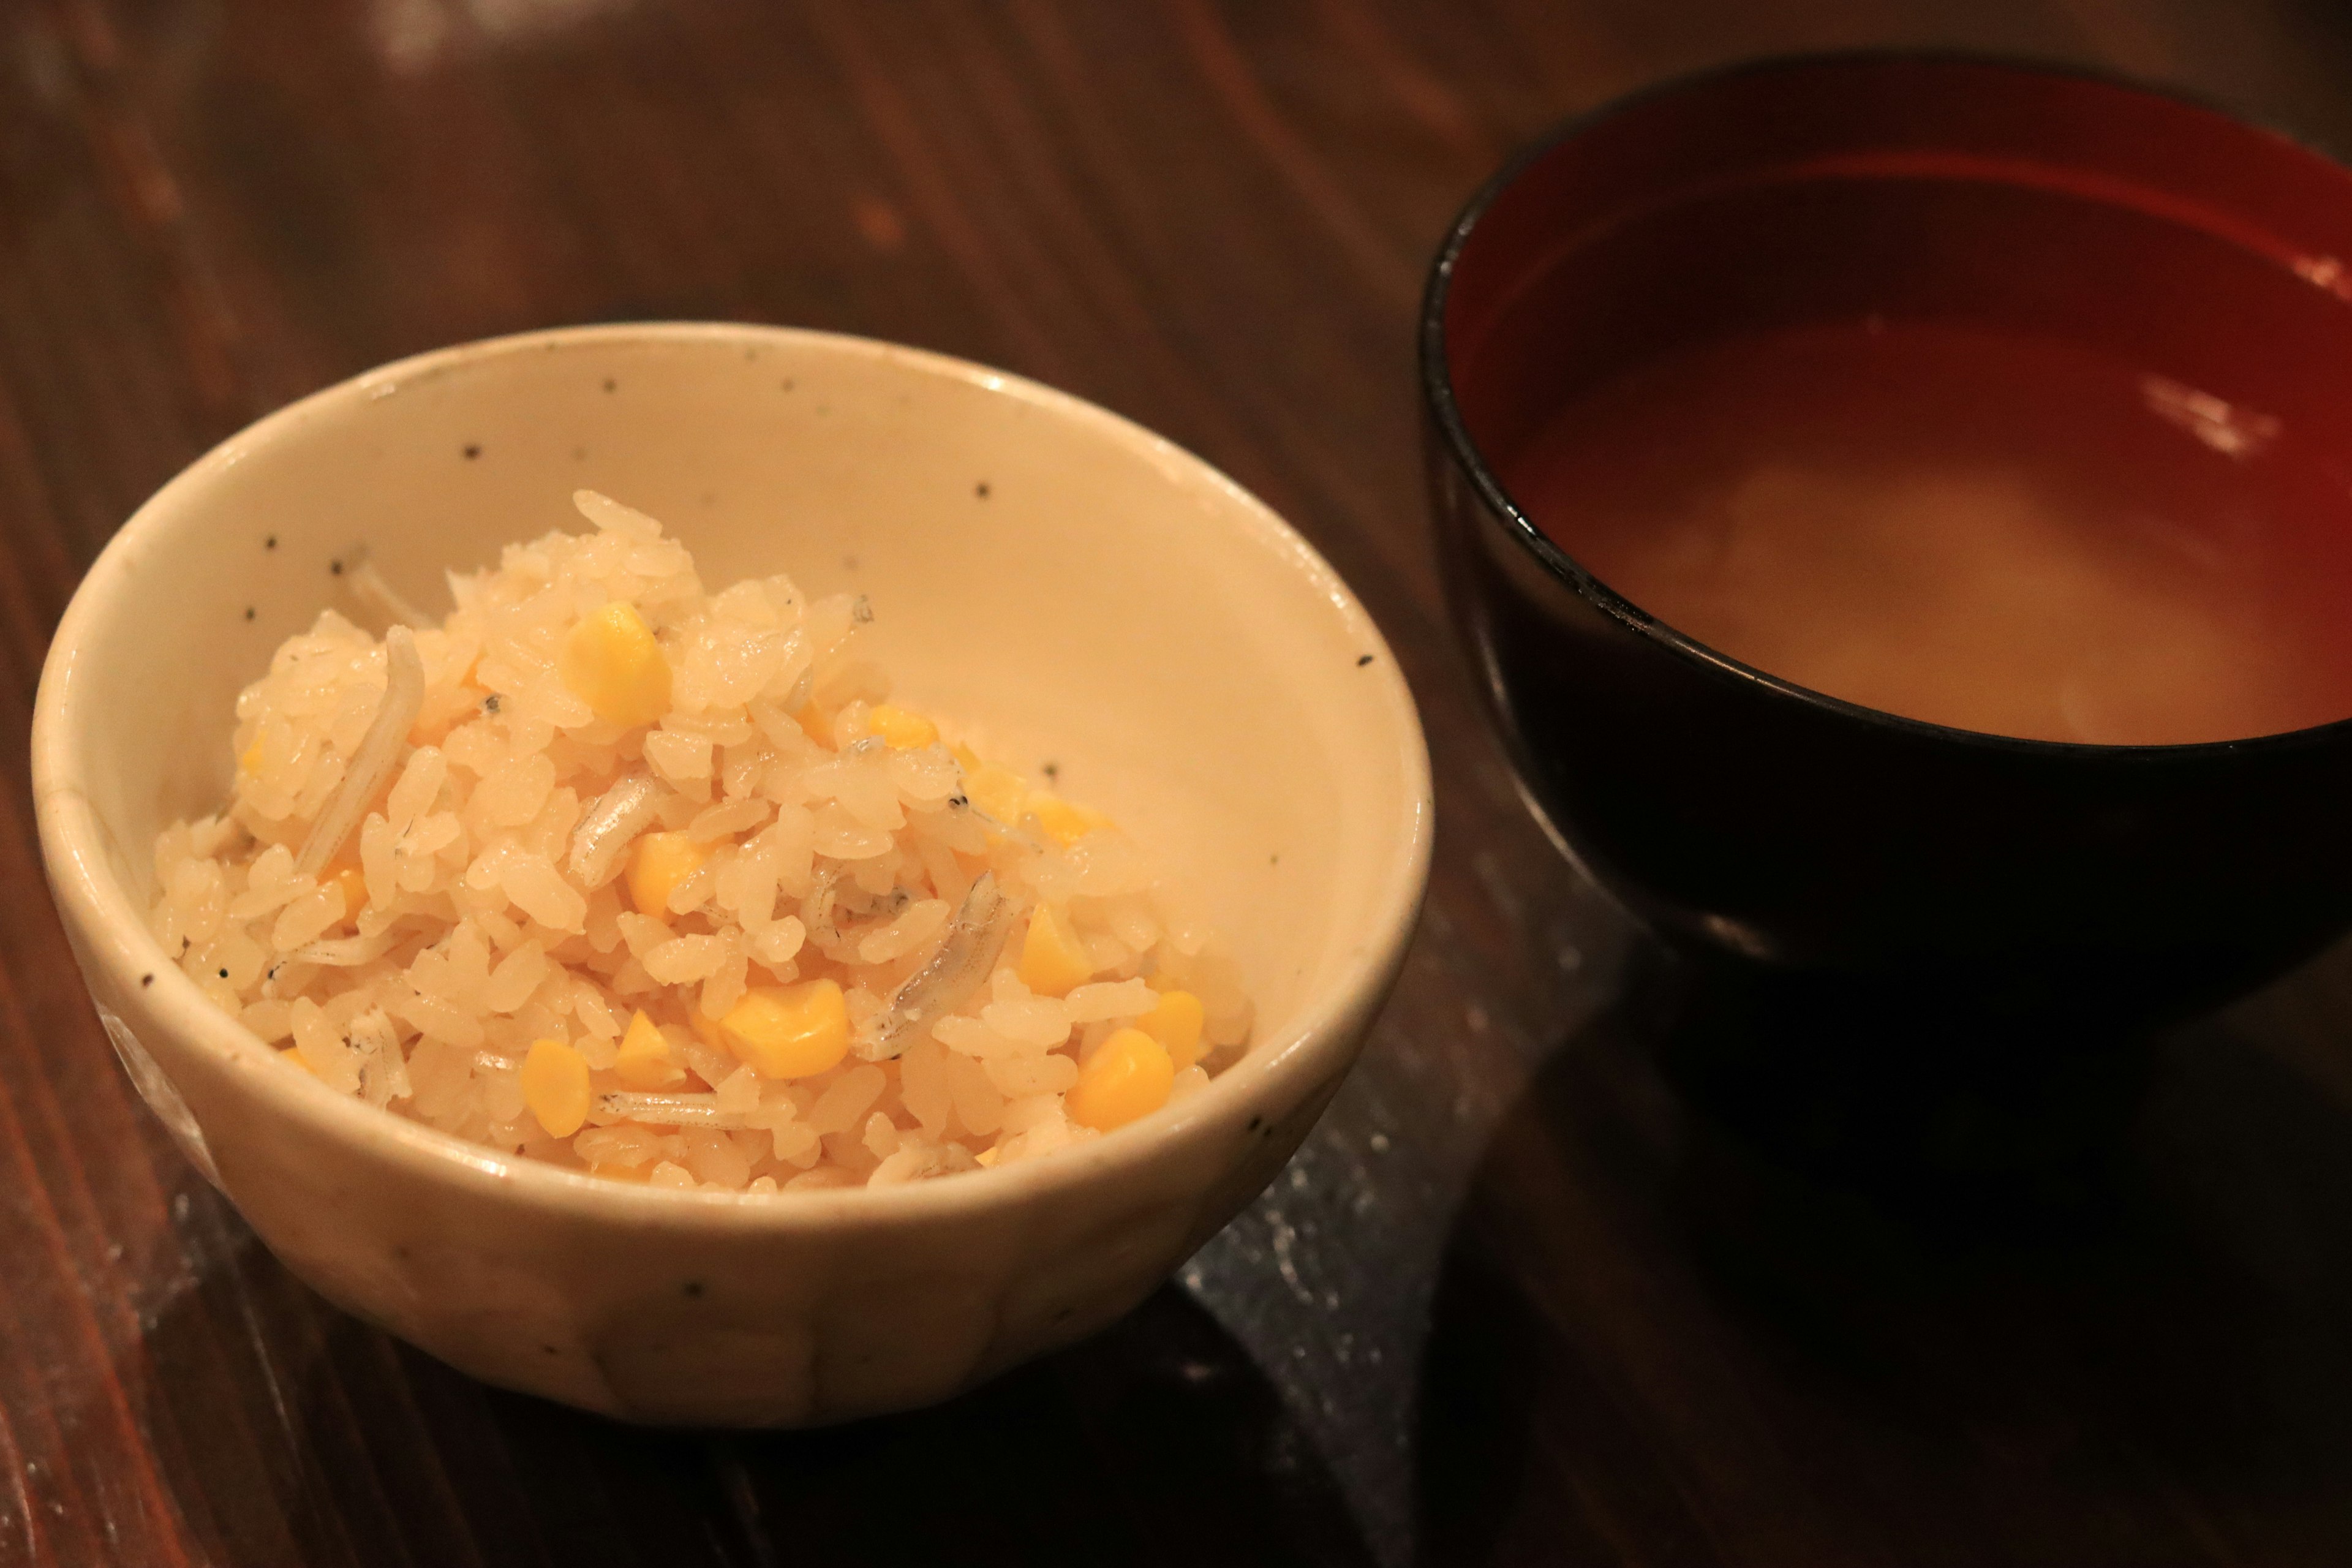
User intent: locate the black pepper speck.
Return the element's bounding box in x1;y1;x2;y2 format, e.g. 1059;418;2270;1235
1356;654;1374;667
244;607;256;621
975;480;991;499
263;535;277;551
329;559;344;576
141;974;154;987
1041;761;1060;784
462;443;481;461
603;378;617;393
484;693;502;714
683;1281;706;1300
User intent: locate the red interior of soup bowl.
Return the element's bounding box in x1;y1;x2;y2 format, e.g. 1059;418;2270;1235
1446;55;2352;514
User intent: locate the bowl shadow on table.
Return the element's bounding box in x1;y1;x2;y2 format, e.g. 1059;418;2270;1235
134;1216;1378;1568
1414;941;2352;1565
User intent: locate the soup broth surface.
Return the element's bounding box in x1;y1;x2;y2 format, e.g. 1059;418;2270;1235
1505;322;2352;744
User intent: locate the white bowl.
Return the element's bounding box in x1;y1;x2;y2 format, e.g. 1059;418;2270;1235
32;323;1432;1425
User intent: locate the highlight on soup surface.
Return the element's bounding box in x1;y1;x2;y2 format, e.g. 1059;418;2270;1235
149;491;1252;1193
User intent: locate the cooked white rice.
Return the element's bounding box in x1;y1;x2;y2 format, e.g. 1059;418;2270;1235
149;492;1251;1191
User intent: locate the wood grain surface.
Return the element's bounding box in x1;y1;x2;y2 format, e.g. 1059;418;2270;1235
9;2;2352;1563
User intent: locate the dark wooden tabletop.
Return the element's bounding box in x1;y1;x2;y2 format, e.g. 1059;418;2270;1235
13;2;2352;1564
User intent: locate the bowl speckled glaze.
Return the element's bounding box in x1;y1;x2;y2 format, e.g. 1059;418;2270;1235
34;323;1432;1426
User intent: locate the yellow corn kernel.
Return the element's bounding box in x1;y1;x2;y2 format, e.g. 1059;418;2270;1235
626;831;710;916
590;1163;651;1183
614;1009;684;1088
328;865;369;921
279;1046;315;1076
949;742;984;775
1027;793;1112;847
796;701;837;749
869;703;939;750
1018;905;1093;997
1138;989;1206;1072
974;1147;1000;1168
966;763;1028;827
521;1038;593;1139
721;980;850;1079
559;601;671;728
1066;1028;1173;1132
239;738;265;777
688;1004;726;1054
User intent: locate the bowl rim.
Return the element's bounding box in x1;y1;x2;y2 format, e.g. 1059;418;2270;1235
33;320;1435;1232
1419;47;2352;762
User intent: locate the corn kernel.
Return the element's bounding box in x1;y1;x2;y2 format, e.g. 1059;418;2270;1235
1139;989;1206;1072
688;1005;726;1054
1018;905;1093;997
949;742;984;775
966;763;1028;827
279;1046;315;1076
721;980;850;1079
239;738;265;777
559;601;671;728
626;831;710;916
974;1147;1000;1168
1066;1027;1173;1132
1027;793;1112;846
614;1009;684;1088
328;865;369;921
521;1038;593;1138
590;1163;651;1183
869;703;939;750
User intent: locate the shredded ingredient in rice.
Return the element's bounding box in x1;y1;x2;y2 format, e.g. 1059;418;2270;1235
151;491;1252;1190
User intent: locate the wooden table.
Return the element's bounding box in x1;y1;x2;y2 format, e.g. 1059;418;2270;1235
10;2;2352;1562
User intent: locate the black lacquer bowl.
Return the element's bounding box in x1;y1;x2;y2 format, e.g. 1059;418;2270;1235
1423;55;2352;1035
